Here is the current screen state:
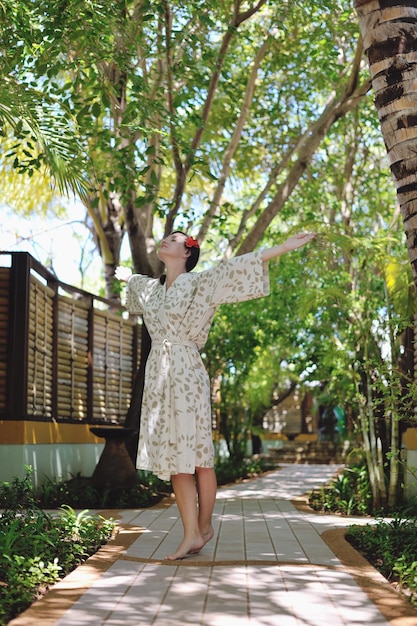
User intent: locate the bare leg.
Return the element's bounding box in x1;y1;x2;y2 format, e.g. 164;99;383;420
195;466;216;548
165;473;204;560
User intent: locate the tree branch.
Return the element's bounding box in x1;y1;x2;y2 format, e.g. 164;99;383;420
165;0;267;232
236;38;371;255
198;34;270;243
165;2;184;192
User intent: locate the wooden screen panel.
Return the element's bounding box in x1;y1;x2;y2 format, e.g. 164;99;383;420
92;310;137;422
56;295;89;420
27;276;54;418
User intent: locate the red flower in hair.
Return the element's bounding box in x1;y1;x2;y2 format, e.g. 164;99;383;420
185;236;199;249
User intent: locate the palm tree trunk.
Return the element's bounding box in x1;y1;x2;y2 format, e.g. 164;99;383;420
354;0;417;289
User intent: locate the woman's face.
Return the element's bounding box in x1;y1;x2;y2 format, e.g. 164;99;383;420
158;232;188;263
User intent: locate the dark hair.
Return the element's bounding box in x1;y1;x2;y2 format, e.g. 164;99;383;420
175;230;200;272
159;231;200;284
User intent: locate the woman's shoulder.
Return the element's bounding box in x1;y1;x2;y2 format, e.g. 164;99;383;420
128;273;160;292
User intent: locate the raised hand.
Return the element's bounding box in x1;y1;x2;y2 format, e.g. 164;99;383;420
115;266;133;282
283;232;317;252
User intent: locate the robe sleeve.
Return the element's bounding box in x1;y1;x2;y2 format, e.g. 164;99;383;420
202;250;270;307
125;274;157;315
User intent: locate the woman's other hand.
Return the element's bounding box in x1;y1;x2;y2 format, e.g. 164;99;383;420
115;266;132;282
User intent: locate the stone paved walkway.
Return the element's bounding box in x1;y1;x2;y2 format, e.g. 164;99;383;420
9;464;417;626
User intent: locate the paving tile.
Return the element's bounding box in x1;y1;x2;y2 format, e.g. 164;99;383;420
203;566;249;624
54;560;144;625
107;563;179;625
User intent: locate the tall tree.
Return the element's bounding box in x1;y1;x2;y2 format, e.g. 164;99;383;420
352;0;417;509
7;1;412;491
2;1;370;300
353;0;417;289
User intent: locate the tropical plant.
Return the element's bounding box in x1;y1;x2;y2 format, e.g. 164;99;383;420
0;0;89;196
309;459;373;515
347;514;417;606
0;470;114;625
3;1;417;505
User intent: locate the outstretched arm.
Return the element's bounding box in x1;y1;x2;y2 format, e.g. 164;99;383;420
116;233;316;281
262;232;316;262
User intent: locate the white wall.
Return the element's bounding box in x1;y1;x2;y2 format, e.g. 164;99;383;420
0;443;104;488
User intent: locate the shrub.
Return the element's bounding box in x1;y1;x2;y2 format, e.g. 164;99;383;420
0;457;273;624
0;471;114;625
347;514;417;605
35;471;171;509
32;458;274;510
308;461;372;515
215;457;274;486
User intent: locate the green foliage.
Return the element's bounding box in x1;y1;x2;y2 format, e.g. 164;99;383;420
1;458;273;512
0;554;61;626
214;457;275;486
32;461;273;509
0;470;114;625
0;458;272;624
347;515;417;605
308;458;373;515
2;0;415;518
0;78;89;197
0;0;90;197
0;467;38;512
1;1;365;240
35;472;171;509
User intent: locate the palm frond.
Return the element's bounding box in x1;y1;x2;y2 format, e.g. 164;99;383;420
0;77;90;199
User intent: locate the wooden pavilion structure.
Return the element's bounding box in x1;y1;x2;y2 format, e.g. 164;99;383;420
0;252;140;486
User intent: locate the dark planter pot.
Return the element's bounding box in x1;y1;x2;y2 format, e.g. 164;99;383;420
90;427;138;490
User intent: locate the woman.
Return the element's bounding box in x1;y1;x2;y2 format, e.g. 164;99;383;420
117;230;315;560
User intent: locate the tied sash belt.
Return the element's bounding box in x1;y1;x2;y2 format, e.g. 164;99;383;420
152;339;200;444
153;339;199;351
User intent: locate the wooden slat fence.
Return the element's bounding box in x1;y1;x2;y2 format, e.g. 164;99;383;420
0;252;140;424
0;267;9;415
28;276;54;418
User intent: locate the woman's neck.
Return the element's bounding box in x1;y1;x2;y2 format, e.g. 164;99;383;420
165;265;186;290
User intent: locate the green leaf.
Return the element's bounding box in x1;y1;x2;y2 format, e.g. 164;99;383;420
91;101;101;118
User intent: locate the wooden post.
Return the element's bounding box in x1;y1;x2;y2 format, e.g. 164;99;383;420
6;253;31;420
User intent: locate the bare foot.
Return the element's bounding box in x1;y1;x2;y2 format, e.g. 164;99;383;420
201;525;214;545
188;525;214;554
164;535;204;561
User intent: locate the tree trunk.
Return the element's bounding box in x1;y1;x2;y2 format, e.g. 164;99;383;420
389;412;400;507
354;0;417;289
366;369;387;509
358;393;380;508
124;322;152;463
